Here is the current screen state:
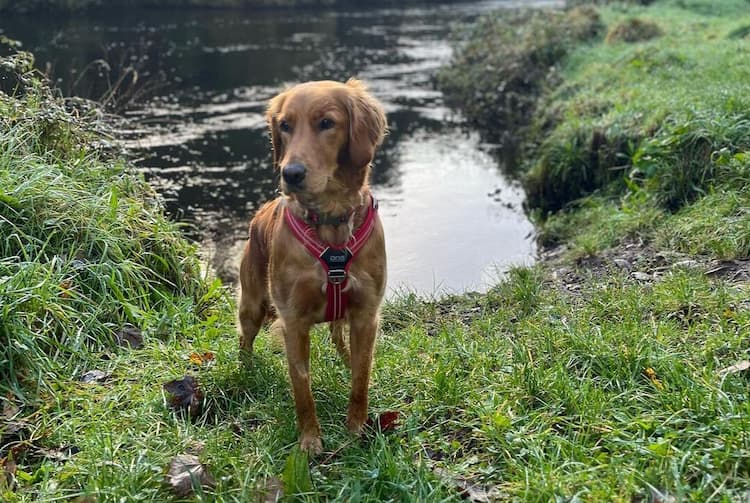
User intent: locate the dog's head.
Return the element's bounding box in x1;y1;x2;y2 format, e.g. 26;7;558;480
266;79;387;203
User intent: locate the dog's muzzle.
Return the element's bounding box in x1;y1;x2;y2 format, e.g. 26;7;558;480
282;162;307;189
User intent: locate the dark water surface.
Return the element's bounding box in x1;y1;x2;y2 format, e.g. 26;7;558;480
2;0;559;295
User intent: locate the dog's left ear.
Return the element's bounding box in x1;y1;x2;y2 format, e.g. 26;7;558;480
344;79;387;170
266;91;288;170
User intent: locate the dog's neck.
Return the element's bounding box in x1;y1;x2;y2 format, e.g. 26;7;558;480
286;190;370;247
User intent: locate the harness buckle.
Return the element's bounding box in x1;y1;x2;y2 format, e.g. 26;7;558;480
328;269;348;285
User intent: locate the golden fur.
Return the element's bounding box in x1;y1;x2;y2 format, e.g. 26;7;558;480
238;79;387;454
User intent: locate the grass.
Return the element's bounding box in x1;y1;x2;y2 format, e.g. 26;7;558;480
3;0;750;500
525;0;750;214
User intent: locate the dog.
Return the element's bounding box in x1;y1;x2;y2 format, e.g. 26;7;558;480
238;79;388;454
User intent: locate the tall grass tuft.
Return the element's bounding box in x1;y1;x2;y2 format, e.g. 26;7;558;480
0;45;208;399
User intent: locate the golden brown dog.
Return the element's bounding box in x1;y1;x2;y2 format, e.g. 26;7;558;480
238;79;387;454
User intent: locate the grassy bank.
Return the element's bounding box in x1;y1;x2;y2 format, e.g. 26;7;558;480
3;1;750;500
434;0;750;499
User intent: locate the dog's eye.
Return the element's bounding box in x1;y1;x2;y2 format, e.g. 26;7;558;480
279;120;291;133
319;118;335;131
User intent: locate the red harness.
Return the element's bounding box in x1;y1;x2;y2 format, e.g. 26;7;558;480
284;197;378;321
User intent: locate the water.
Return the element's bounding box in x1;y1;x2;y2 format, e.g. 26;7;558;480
1;1;558;295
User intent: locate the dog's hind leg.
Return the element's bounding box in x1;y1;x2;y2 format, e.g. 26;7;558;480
346;313;378;434
330;321;351;368
238;289;265;363
238;241;268;367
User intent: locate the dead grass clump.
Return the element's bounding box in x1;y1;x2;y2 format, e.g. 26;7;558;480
606;18;663;44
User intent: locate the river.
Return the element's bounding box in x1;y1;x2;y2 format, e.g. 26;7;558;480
1;0;560;295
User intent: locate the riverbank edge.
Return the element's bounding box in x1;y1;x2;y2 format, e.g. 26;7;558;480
0;0;478;13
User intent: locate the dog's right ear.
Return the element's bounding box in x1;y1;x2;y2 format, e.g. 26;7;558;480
344;79;387;171
266;92;287;170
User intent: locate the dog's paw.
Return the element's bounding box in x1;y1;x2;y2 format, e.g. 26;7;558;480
346;414;367;436
299;434;323;456
239;349;254;370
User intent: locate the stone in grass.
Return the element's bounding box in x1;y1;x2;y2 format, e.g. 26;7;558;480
165;453;215;497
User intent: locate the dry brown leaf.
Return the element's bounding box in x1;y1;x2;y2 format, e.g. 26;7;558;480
257;476;284;503
164;376;204;418
2;397;20;421
71;496;98;503
0;411;28;442
719;360;750;377
644;367;664;390
80;370;110;384
433;467;495;502
35;445;80;462
0;457;17;491
59;279;74;298
188;351;215;366
115;325;143;349
366;410;400;432
166;453;215;497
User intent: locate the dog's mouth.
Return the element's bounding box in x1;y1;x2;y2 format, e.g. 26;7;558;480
280;182;301;195
281;173;332;199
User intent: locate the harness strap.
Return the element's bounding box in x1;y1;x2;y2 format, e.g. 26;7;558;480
284;197;378;321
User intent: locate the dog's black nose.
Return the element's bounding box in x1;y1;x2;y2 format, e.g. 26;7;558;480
282;163;306;186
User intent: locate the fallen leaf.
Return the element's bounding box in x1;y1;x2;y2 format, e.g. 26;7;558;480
0;412;29;444
35;445;80;462
80;370;110;384
165;453;215;497
188;351;215;366
0;457;17;491
59;279;74;298
186;440;206;455
257;476;284;503
719;360;750;377
163;376;204;418
2;397;20;421
644;368;664;390
646;484;677;503
366;410;400;432
115;325;143;349
433;467;496;502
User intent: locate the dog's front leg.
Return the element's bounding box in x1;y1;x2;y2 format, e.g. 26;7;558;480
346;314;378;434
282;319;323;455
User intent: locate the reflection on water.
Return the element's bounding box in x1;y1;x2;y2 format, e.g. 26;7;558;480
1;0;561;295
